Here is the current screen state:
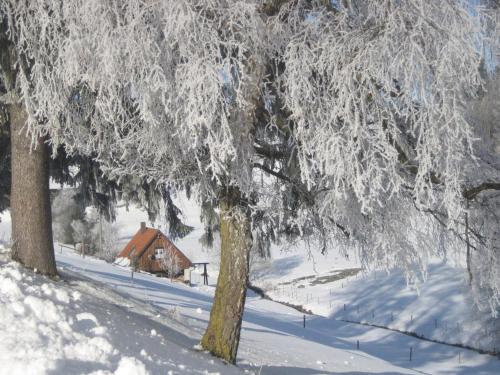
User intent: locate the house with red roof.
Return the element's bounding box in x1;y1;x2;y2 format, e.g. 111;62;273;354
116;222;192;275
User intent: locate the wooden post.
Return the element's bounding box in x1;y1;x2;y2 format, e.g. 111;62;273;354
356;340;359;350
203;263;209;285
99;210;103;254
303;315;306;328
409;346;413;361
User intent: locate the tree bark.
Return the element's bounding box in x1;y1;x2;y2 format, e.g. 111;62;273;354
201;187;252;363
9;102;57;276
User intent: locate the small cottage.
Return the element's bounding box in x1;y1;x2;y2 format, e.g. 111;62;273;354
116;222;192;276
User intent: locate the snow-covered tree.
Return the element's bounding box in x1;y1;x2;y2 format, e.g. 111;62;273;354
71;219;91;256
464;69;500;315
52;189;83;244
0;16;57;276
1;0;499;362
160;248;181;282
91;218;121;262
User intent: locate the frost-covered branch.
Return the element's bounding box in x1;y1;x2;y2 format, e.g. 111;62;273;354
2;0;500;314
464;182;500;200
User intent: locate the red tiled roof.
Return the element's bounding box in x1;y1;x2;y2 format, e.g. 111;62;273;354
117;228;160;259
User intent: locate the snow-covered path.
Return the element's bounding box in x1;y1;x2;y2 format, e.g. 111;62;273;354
55;248;500;375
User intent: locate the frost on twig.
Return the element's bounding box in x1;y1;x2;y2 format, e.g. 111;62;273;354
1;0;499;313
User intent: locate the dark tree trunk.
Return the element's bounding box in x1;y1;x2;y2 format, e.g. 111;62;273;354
201;187;252;363
465;200;472;286
9;102;57;276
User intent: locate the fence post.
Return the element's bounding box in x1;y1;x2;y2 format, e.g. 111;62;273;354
409;346;413;361
356;340;359;350
303;315;306;328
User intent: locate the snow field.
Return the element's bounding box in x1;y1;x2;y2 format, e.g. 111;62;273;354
251;250;500;355
0;246;242;375
55;246;500;374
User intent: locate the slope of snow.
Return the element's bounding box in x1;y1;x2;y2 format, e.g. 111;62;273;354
251;248;500;355
331;262;500;353
0;246;242;375
54;246;500;374
2;196;500;373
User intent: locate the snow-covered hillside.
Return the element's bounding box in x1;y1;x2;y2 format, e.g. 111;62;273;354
2;196;500;373
0;246;241;375
1;238;500;374
251;248;500;355
53;246;500;374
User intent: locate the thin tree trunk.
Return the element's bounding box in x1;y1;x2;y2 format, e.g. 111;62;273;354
201;187;252;363
10;101;57;276
465;200;472;286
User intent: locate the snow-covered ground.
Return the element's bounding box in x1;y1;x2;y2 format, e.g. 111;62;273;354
46;246;500;374
2;196;500;374
251;248;500;355
0;210;10;246
0;246;242;375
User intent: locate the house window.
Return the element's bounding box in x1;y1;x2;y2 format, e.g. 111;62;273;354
155;248;165;259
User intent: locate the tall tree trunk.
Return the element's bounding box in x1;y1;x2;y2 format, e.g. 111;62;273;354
9;102;57;276
201;187;252;363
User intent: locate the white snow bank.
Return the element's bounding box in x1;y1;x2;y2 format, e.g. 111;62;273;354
0;248;147;375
